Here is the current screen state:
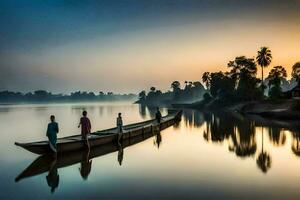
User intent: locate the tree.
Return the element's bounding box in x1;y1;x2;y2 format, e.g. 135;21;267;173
209;72;235;99
292;62;300;84
267;66;287;99
193;81;204;90
202;72;211;89
150;87;156;92
171;81;181;91
184;81;188;88
171;81;181;100
228;56;261;101
256;47;272;92
138;90;146;102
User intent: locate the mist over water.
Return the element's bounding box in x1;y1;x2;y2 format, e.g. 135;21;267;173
0;102;300;199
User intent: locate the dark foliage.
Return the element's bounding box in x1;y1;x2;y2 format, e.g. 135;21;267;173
0;90;136;103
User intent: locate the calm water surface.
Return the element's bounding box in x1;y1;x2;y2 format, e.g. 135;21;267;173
1;102;300;199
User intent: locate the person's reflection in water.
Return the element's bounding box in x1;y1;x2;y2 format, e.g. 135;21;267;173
153;128;162;149
117;143;124;166
154;131;162;149
79;149;92;180
46;157;59;194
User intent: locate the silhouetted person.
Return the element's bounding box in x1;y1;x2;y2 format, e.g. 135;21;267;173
155;107;162;123
46;157;59;193
79;150;92;180
117;113;123;145
46;115;59;155
155;107;162;130
78;111;91;149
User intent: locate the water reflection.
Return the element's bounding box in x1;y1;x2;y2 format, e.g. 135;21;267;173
139;104;147;119
178;110;300;174
155;132;162;148
16;129;166;192
117;144;124;166
79;150;92;180
292;131;300;156
46;158;59;193
268;127;286;146
10;104;300;198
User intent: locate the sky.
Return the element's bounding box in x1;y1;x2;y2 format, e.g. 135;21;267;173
1;0;300;94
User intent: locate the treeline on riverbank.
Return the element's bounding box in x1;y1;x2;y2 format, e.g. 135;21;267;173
197;47;300;109
136;81;206;106
0;90;136;103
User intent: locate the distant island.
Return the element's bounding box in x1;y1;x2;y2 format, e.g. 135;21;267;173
0;90;137;104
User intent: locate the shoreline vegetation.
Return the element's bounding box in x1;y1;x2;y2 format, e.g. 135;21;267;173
0;90;136;104
137;47;300;121
135;81;206;106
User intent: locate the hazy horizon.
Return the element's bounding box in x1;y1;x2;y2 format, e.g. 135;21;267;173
1;0;300;93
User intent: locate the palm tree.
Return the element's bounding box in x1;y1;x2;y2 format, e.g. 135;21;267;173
184;81;188;88
202;72;211;89
292;62;300;84
138;90;146;101
256;47;272;92
150;87;156;92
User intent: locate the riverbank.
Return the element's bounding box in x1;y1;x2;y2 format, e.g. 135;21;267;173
172;99;300;121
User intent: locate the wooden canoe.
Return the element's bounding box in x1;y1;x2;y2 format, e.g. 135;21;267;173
15;127;166;182
15;110;182;155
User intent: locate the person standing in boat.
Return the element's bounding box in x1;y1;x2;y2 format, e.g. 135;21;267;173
155;107;162;130
117;113;123;145
46;115;59;154
78;111;91;149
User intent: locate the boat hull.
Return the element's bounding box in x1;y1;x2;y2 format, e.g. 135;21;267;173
16;128;164;182
15;111;182;155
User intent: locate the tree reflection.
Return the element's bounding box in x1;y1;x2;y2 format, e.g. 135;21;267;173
268;127;286;146
147;106;157;118
256;127;272;173
230;120;257;157
202;112;257;158
182;110;205;128
291;131;300;156
139;104;147;119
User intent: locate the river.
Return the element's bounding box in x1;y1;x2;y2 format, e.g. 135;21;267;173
1;102;300;199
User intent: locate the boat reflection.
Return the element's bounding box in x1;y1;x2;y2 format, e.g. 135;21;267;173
15;128;167;186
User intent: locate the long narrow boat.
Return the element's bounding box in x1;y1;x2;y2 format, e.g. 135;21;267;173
15;110;182;155
15;127;165;182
